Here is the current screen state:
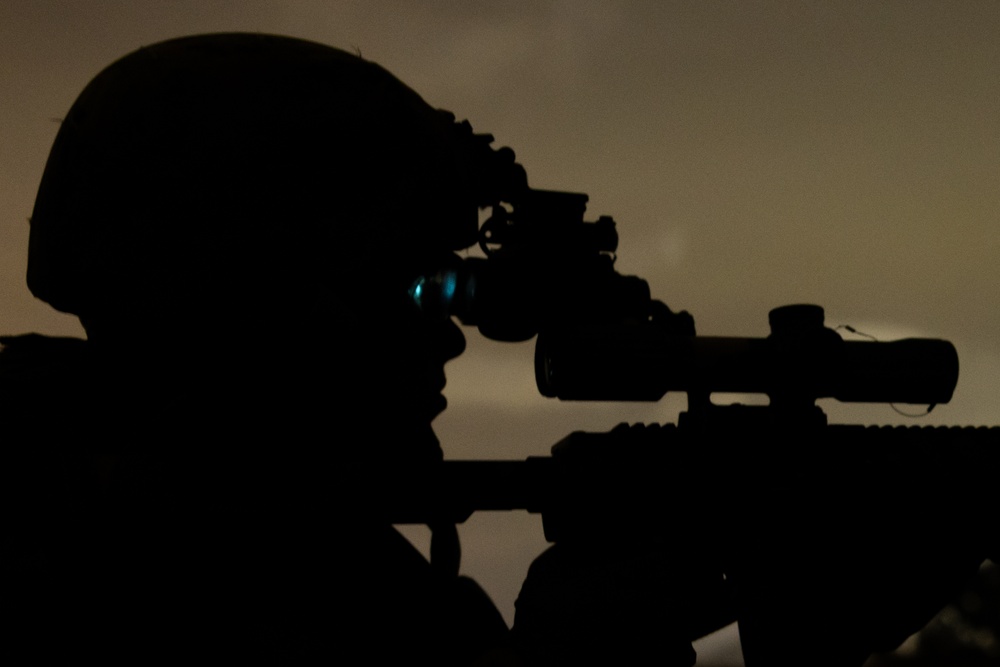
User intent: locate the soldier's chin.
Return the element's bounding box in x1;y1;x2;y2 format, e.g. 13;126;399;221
380;419;442;463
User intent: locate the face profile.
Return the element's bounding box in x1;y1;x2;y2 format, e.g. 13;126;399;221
24;33;484;455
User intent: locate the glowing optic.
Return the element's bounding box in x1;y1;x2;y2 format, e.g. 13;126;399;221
409;277;426;308
441;270;457;307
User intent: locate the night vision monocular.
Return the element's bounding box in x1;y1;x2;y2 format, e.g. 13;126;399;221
410;187;958;409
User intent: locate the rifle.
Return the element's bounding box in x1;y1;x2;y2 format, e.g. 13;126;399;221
390;183;999;662
392;184;995;522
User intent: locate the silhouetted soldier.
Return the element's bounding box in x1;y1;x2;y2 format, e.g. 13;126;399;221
2;33;513;663
6;31;997;667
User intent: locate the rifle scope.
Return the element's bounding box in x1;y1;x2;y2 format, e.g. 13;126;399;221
536;305;959;405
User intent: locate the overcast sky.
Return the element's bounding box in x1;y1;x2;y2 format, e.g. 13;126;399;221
2;3;998;663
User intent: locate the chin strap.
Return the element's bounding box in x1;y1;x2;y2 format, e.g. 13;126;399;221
429;521;461;580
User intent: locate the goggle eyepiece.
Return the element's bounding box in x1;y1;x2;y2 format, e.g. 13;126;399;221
409;266;478;322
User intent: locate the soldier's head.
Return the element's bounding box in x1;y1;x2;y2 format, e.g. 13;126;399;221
28;34;520;452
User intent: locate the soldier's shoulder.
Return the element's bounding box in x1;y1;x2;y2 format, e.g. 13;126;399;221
0;333;89;371
0;333;91;415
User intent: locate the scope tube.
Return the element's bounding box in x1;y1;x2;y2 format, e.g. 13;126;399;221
535;324;959;405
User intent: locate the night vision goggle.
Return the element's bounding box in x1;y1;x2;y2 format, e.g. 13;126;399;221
408;188;958;409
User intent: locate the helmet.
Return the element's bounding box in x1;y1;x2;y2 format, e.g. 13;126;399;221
28;33;486;324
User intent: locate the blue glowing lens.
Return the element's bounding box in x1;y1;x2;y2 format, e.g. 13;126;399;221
409;270;458;317
409;277;425;307
441;270;457;306
409;265;477;322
